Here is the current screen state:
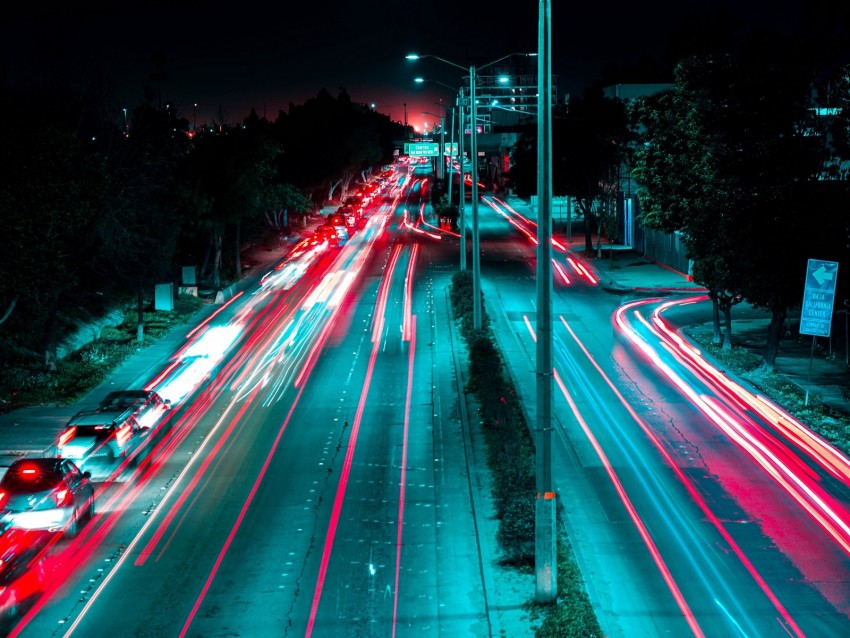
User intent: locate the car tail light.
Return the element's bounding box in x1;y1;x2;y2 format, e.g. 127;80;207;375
115;424;132;447
58;426;77;449
0;492;6;508
54;488;71;507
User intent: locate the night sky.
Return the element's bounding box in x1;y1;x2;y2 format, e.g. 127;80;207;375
1;1;810;131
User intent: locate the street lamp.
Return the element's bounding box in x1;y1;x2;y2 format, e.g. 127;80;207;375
535;0;556;604
413;76;464;271
407;52;536;331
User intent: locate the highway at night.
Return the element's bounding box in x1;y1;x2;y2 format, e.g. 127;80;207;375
2;169;849;637
5;167;492;637
481;196;850;637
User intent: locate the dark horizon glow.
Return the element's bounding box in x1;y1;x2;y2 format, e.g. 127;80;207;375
3;2;806;132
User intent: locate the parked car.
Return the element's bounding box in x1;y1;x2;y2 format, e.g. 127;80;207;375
57;389;171;465
0;458;94;538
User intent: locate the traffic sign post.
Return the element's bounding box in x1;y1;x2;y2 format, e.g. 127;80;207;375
800;259;839;337
799;258;839;404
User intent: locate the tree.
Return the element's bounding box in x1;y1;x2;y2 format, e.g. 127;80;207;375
0;86;108;369
632;32;827;368
178;123;282;289
261;183;312;233
631;56;744;348
507;88;629;254
91;100;188;342
276;89;400;203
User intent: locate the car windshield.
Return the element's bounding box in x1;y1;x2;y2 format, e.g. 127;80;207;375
72;424;114;435
1;465;59;493
100;392;148;409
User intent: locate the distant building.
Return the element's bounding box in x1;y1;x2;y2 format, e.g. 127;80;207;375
468;62;558;193
602;83;673;102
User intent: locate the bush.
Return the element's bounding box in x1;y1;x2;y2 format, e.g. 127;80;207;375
692;333;850;456
497;492;536;566
450;271;489;338
449;273;602;636
0;294;207;412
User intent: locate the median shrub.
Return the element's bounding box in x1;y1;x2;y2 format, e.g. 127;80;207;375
449;270;602;637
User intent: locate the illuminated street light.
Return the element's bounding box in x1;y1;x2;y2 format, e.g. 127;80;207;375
413;76;464;271
535;0;556;604
407;51;536;331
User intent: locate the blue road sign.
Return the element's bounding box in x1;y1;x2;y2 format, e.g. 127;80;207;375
799;259;839;337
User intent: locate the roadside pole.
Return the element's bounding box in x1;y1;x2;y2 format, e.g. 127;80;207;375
458;88;467;272
535;0;556;604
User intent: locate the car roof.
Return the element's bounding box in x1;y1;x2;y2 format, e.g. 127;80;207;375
101;390;152;401
67;410;122;427
6;458;62;473
1;459;64;493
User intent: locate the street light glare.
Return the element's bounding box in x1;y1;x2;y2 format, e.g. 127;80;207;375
414;77;425;83
405;54;420;61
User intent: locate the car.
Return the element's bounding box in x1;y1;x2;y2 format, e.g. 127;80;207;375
96;390;171;430
343;195;364;211
331;209;358;230
57;389;171;465
314;224;340;246
324;215;350;245
0;458;94;538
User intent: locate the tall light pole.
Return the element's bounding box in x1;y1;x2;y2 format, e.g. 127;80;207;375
447;104;456;209
535;0;557;604
407;52;535;330
414;77;463;261
470;64;482;330
422;112;446;180
458;87;467;272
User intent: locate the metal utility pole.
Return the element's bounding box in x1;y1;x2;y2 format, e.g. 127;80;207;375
458;87;467;272
470;65;482;330
448;105;455;208
438;115;445;180
406;52;532;285
535;0;557;604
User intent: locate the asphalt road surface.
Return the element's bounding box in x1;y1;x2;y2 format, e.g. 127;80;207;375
4;177;850;637
482;195;850;637
9;171;494;637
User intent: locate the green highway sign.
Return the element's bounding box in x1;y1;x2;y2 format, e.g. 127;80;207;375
444;142;458;156
799;258;839;337
405;142;440;157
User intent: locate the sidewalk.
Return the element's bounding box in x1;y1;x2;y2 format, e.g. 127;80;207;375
499;194;849;420
585;237;850;421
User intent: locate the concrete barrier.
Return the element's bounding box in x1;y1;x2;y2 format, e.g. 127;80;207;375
214;284;236;304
